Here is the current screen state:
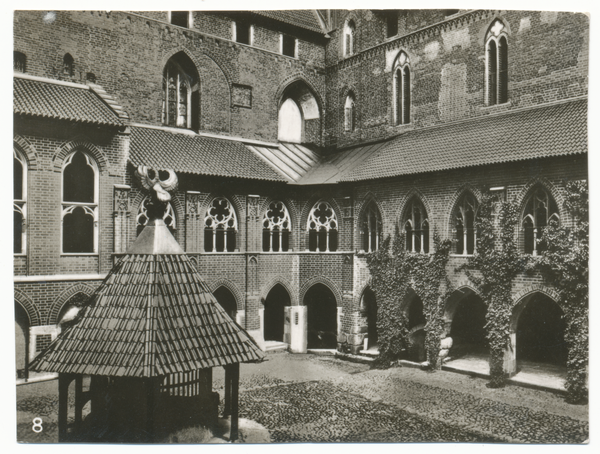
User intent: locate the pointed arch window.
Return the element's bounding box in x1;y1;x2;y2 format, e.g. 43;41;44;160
522;188;559;256
136;197;176;236
394;52;411;125
263;201;291;252
204;198;238;252
344;20;355;56
62;151;98;253
307;201;338;252
453;193;478;255
344;93;356;132
14;149;27;254
404;198;429;254
162;56;200;130
361;202;382;253
486;20;508;106
63;53;74;76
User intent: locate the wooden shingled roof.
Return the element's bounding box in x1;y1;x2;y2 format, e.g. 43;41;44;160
29;219;264;377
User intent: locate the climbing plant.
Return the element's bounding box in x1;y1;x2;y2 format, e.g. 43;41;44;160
536;180;588;403
463;192;529;387
367;227;452;368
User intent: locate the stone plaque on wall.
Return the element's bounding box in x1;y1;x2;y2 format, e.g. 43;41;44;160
232;84;252;108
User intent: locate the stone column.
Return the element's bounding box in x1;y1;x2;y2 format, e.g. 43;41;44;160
290;305;307;353
185;191;203;252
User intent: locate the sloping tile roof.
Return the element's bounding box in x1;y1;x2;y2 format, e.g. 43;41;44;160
342;98;587;182
29;234;265;377
253;10;325;34
14;76;124;127
129;126;287;182
296;140;389;185
247;142;321;182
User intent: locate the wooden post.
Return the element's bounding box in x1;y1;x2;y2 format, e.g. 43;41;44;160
224;365;232;417
74;376;83;432
230;363;240;442
146;378;155;443
58;374;71;442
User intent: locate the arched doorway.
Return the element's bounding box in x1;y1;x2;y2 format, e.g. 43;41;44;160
57;292;89;326
15;302;29;378
405;292;426;362
359;287;378;350
447;291;488;359
304;284;337;349
264;284;291;342
213;287;238;320
516;294;567;369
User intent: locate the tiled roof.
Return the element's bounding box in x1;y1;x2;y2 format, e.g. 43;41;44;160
14;75;124;127
253;10;325;34
247;142;321;182
29;249;265;377
129;126;287;182
341;98;587;182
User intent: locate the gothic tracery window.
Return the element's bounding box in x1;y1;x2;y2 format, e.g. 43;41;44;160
204;197;238;252
485;20;508;106
394;51;411;125
308;201;338;252
62;151;98;253
361;202;382;253
14;149;26;254
162;55;199;130
453;193;478;255
262;201;291;252
136;197;176;236
404;198;429;254
522;188;559;256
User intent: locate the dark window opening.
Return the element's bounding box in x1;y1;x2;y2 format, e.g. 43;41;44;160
63;53;74;76
236;22;251;45
86;72;96;83
63;152;94;203
282;34;296;57
14;52;26;73
170;11;189;28
63;207;94;253
14;157;23;200
385;11;398;38
14;210;23;254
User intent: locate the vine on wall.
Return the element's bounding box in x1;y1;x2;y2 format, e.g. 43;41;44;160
536;181;588;403
367;227;452;368
463;192;529;387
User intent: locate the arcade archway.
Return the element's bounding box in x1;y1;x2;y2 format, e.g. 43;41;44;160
264;284;291;342
405;292;426;362
213;287;238;320
359;287;378;350
446;291;488;359
515;293;567;369
304;283;337;349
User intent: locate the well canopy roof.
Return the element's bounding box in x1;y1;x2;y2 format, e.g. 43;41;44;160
29;221;265;377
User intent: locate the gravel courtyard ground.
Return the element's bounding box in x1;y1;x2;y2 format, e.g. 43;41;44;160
17;352;588;443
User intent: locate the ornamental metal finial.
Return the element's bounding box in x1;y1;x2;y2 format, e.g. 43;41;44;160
135;165;178;219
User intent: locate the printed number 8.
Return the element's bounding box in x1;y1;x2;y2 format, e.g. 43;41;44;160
32;418;43;433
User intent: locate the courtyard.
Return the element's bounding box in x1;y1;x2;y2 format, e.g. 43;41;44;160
17;352;588;444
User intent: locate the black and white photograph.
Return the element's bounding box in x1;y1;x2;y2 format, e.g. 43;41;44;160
10;1;593;446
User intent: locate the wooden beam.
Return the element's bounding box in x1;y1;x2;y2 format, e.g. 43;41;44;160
230;363;240;442
58;374;71;442
224;365;232;417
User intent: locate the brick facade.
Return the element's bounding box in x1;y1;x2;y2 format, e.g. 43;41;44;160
14;10;588;369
